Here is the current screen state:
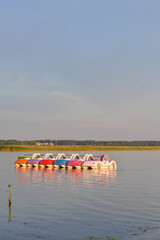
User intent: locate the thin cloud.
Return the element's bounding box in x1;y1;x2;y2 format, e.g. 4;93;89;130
51;90;101;119
51;91;82;101
0;73;28;85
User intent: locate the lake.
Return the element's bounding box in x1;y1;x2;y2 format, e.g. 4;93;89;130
0;151;160;240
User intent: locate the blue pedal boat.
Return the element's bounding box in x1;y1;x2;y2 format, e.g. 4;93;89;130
53;153;78;168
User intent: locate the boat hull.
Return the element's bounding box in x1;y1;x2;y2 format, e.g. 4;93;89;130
53;159;70;168
67;160;84;168
39;159;56;168
15;158;30;166
27;159;42;168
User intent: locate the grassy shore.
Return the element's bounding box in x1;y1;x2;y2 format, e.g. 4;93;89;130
1;145;160;151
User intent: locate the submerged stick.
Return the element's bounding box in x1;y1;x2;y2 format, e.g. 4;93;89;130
9;205;11;222
8;184;11;206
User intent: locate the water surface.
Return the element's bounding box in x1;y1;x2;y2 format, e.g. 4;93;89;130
0;151;160;240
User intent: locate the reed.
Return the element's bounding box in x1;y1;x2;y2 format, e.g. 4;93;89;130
1;145;160;151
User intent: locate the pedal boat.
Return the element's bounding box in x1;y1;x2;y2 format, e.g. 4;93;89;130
14;153;41;167
26;153;43;168
66;154;93;169
15;157;30;168
82;154;117;170
18;155;32;159
53;153;78;168
39;153;64;168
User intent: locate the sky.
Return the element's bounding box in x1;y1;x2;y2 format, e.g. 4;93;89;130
0;0;160;141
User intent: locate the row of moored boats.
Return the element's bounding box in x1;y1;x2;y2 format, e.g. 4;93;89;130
15;153;117;170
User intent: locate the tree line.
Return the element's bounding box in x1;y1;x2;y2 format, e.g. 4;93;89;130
0;139;160;146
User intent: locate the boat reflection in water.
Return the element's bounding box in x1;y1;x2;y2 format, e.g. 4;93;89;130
15;167;117;189
15;166;31;180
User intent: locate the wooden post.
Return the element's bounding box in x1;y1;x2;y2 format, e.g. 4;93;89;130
9;205;11;222
8;184;11;206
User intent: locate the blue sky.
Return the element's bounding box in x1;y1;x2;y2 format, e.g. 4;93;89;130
0;0;160;140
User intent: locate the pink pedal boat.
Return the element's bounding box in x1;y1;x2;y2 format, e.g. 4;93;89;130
39;153;66;168
67;154;94;169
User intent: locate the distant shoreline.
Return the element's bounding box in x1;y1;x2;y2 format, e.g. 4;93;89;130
1;145;160;151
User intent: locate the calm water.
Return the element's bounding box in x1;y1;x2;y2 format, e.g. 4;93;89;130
0;151;160;240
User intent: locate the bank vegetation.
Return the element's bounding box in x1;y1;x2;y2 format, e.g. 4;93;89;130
1;145;160;152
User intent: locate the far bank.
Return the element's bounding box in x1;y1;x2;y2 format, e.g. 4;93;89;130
1;145;160;151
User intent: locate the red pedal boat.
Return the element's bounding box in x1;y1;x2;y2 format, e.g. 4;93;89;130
39;153;66;168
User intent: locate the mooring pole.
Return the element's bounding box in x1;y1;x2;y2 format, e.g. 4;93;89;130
9;205;11;222
8;184;11;206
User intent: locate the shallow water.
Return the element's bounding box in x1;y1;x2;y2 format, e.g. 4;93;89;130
0;151;160;240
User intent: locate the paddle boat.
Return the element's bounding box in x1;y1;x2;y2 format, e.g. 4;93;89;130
66;154;93;169
26;153;50;168
39;153;65;168
82;154;117;170
15;153;42;168
53;153;79;168
18;155;33;159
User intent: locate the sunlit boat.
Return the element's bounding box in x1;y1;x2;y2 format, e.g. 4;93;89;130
15;153;42;167
39;153;65;168
15;157;30;167
53;153;79;168
66;154;93;169
82;154;117;170
26;153;45;168
18;155;32;159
